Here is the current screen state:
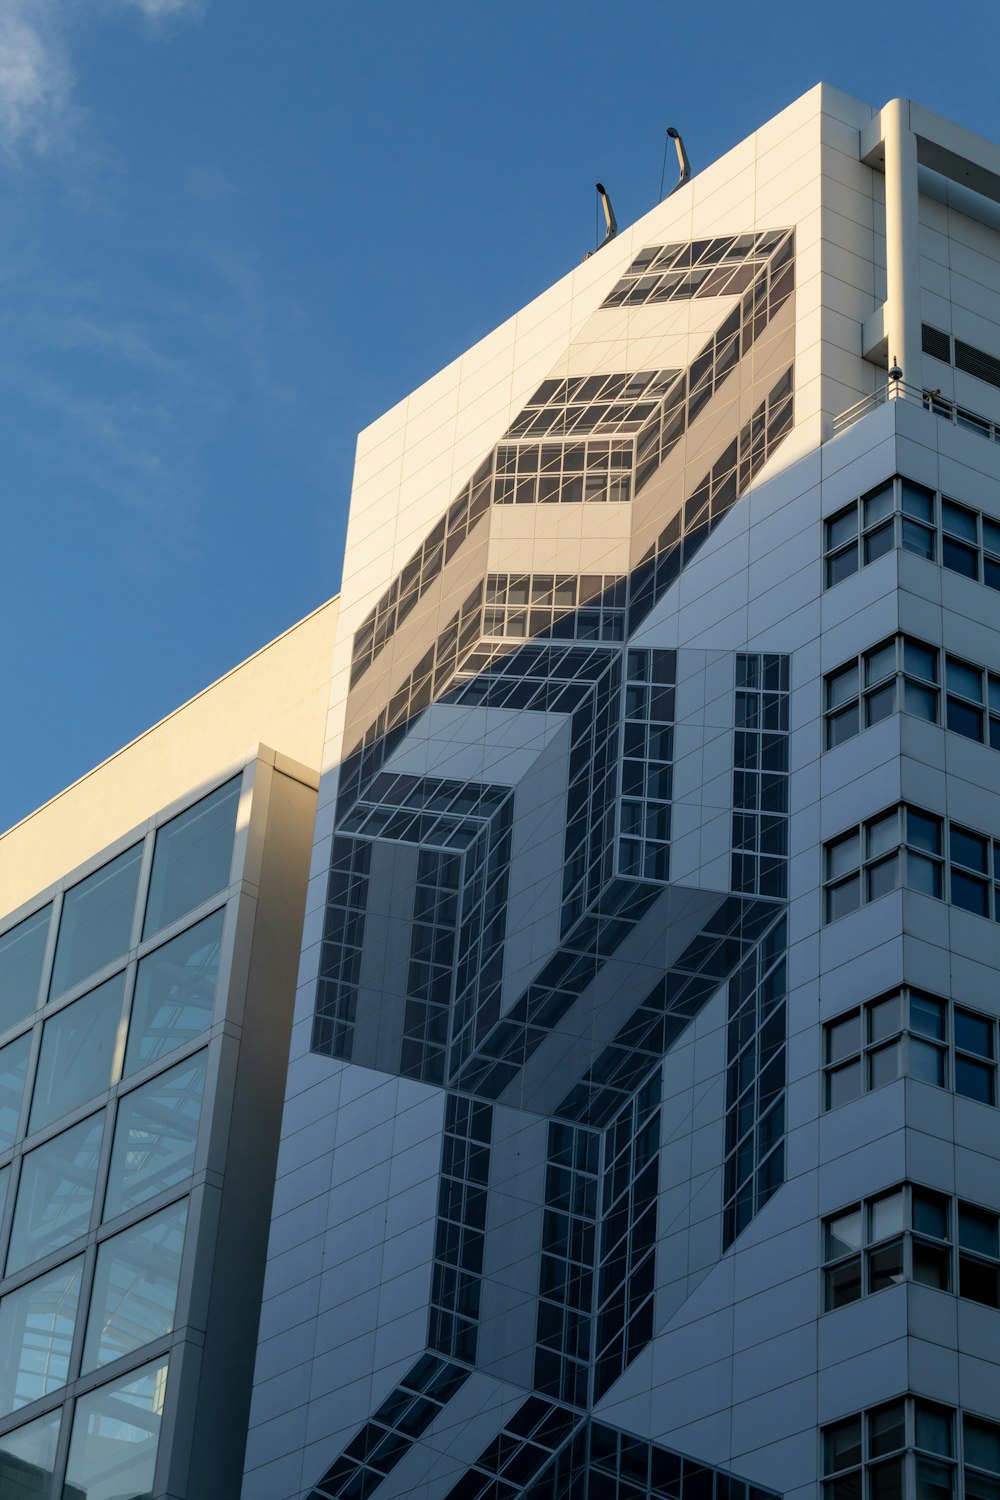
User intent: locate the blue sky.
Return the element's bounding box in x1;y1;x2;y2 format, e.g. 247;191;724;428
1;0;997;831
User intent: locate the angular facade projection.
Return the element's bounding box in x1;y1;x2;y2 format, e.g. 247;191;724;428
244;84;1000;1500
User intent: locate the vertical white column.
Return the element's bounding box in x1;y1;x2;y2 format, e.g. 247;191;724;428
881;98;922;390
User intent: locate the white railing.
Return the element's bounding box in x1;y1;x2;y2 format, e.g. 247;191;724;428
833;379;1000;445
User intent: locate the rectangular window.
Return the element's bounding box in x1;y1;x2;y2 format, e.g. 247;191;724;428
83;1200;188;1372
29;973;124;1134
63;1357;168;1500
6;1112;105;1275
0;905;50;1036
0;1255;83;1416
124;909;225;1077
0;1033;30;1152
143;777;241;940
104;1052;207;1221
50;845;142;1000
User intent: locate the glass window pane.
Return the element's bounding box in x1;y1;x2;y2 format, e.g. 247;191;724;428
826;507;858;551
143;779;241;940
50;847;142;1001
870;1455;905;1500
907;809;942;854
869;995;902;1043
867;812;899;860
869;1402;906;1457
942;537;979;578
30;974;124;1134
904;641;938;682
983;518;1000;556
951;870;990;917
63;1357;168;1500
0;1165;8;1228
0;1033;31;1151
869;1041;901;1089
827;547;859;587
828;664;860;709
0;907;50;1037
903;682;938;720
901;480;934;522
947;659;984;702
955;1009;993;1058
104;1053;207;1221
827;1013;861;1064
864;482;895;526
825;1208;863;1259
909;1038;945;1087
827;1060;862;1108
909;993;946;1040
870;1191;905;1241
965;1416;1000;1476
868;853;900;901
947;699;984;741
0;1408;61;1500
915;1459;954;1500
942;499;977;541
959;1204;999;1257
0;1255;83;1416
865;643;897;685
916;1403;953;1457
7;1113;104;1275
913;1190;950;1240
901;519;936;559
83;1201;188;1372
865;521;894;563
908;852;943;899
825;1417;862;1472
828;834;861;880
956;1056;995;1105
960;1255;1000;1307
866;683;897;726
967;1474;1000;1500
825;1259;862;1310
827;876;861;922
828;704;860;747
913;1240;951;1291
125;910;225;1078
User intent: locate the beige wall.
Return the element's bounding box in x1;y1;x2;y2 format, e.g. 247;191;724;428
0;597;339;917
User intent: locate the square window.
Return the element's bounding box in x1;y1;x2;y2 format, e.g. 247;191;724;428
942;499;977;541
907;809;942;854
865;522;894;564
827;1012;862;1064
6;1113;105;1275
864;482;895;527
904;681;938;721
104;1053;207;1221
868;853;900;901
909;993;946;1040
867;812;899;860
866;684;897;726
828;833;861;880
50;846;143;1001
827;703;860;748
865;643;897;685
955;1009;993;1058
942;537;979;579
948;698;985;741
826;1060;862;1109
30;973;124;1134
827;546;859;587
956;1056;995;1105
904;641;938;682
951;870;990;917
828;664;861;708
143;778;241;941
947;659;983;701
827;875;861;922
901;519;936;559
901;480;934;522
869;994;902;1042
825;1208;863;1259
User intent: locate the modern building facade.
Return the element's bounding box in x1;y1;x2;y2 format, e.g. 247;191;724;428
0;599;338;1499
240;85;1000;1500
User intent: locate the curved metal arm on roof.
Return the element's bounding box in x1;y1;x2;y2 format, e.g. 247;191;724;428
665;127;691;198
584;183;618;260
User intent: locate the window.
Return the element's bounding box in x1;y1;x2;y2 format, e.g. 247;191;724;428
63;1356;168;1500
823;1398;956;1500
823;475;1000;595
824;806;944;922
0;1255;83;1416
143;777;241;940
823;1185;951;1310
83;1200;188;1372
104;1052;207;1221
29;972;124;1134
124;909;225;1077
0;1032;30;1151
0;906;50;1037
958;1204;1000;1308
0;1407;61;1497
824;991;996;1110
50;845;143;1000
823;988;947;1107
965;1415;1000;1500
6;1112;105;1276
825;637;939;749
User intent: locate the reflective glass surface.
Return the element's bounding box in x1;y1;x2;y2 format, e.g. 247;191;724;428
143;778;240;940
63;1356;168;1500
0;906;50;1036
50;846;142;1001
0;1407;61;1500
0;1255;83;1416
84;1200;188;1371
30;974;124;1134
7;1112;105;1275
105;1052;207;1219
125;909;224;1077
0;1031;31;1150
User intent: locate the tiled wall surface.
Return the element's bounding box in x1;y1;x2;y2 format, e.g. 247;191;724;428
246;84;1000;1500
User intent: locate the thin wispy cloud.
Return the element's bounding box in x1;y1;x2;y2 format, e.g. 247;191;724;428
0;0;204;162
0;1;71;158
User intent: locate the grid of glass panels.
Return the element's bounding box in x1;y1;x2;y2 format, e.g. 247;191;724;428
824;1182;1000;1312
824;988;998;1110
825;634;1000;751
824;473;1000;591
0;773;241;1500
823;1398;1000;1500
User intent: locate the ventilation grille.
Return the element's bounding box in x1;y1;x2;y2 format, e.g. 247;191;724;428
956;338;1000;391
922;323;952;362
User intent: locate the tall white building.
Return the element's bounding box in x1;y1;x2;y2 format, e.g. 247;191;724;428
241;85;1000;1500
